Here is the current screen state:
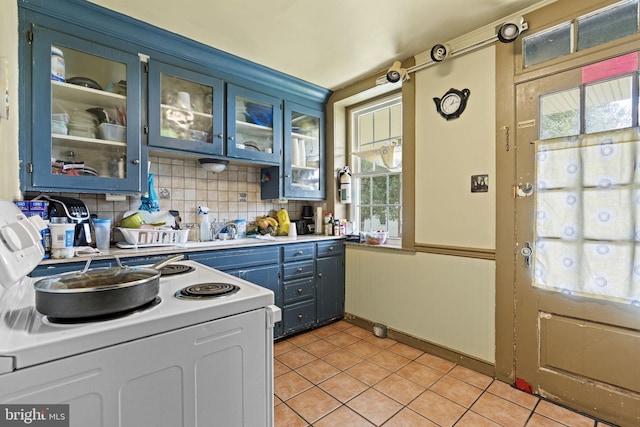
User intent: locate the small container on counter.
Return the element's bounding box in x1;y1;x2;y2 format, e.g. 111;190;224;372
93;219;112;250
235;219;247;238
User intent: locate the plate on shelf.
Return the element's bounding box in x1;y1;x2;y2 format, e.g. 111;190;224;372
66;77;103;91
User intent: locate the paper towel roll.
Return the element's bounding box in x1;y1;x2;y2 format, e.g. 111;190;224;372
316;207;323;234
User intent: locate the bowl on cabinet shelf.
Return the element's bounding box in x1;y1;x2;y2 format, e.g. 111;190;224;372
245;102;273;127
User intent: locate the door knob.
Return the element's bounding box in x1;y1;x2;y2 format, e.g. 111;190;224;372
521;242;533;268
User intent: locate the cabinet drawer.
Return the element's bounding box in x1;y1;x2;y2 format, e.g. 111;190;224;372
283;243;315;262
284;278;315;304
316;240;344;257
282;260;314;280
283;300;316;332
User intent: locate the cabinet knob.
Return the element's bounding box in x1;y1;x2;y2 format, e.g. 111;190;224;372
284;174;291;178
131;159;140;165
297;267;303;273
318;273;323;278
228;136;235;141
328;246;334;251
298;314;303;320
216;133;223;139
296;251;303;255
297;288;303;294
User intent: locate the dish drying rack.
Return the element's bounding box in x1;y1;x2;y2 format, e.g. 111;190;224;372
116;227;189;248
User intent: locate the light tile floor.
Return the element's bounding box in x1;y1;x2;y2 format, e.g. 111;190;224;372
274;320;615;427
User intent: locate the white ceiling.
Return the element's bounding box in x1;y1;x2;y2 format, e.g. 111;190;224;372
89;0;546;91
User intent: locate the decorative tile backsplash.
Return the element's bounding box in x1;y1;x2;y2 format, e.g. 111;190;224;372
28;155;324;236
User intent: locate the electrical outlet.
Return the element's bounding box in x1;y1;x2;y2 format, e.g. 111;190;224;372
159;188;171;199
238;192;247;202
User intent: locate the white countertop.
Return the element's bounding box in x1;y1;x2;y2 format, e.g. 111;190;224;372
39;234;345;266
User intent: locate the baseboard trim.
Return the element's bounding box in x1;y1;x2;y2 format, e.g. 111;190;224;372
344;313;495;378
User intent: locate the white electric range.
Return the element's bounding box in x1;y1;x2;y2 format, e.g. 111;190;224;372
0;201;280;427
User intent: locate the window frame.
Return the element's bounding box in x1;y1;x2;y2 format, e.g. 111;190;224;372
347;92;403;244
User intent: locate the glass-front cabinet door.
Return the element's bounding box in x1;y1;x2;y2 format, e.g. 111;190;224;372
148;61;224;155
29;26;143;193
226;84;282;164
284;102;324;199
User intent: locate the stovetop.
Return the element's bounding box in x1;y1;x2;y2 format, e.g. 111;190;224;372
0;260;274;371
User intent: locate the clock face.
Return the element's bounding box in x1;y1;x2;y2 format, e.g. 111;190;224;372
433;88;470;120
441;93;461;115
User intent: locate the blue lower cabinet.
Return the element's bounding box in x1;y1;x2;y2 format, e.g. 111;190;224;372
284;277;315;304
225;264;283;338
316;240;345;325
283;300;316;334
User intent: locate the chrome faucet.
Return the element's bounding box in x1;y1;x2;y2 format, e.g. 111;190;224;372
216;222;237;240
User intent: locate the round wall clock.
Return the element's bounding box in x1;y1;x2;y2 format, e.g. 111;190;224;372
433;88;470;120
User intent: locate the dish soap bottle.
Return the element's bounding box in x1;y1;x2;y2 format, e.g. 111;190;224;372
198;206;211;241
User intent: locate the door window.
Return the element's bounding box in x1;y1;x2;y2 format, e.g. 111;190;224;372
535;128;640;305
534;61;640;305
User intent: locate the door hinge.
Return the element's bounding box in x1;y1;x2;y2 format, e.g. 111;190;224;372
26;30;33;44
143;125;149;134
143;63;149;74
27;163;33;174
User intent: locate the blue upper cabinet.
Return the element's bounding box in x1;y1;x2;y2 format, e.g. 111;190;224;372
261;102;325;200
148;60;224;156
18;0;330;196
284;102;325;200
24;24;144;193
226;84;282;165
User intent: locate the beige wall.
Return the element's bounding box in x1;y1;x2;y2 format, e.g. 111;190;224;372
344;44;497;364
346;248;496;362
0;1;21;201
415;46;496;249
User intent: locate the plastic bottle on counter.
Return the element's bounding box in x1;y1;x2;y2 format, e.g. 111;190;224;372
333;218;340;237
324;213;332;236
198;206;211;241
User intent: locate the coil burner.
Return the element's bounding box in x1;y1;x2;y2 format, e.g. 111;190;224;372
175;283;240;300
159;264;195;276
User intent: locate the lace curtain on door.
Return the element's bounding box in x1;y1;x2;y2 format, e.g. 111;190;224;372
534;127;640;306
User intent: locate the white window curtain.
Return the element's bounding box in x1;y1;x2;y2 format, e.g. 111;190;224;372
534;127;640;306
